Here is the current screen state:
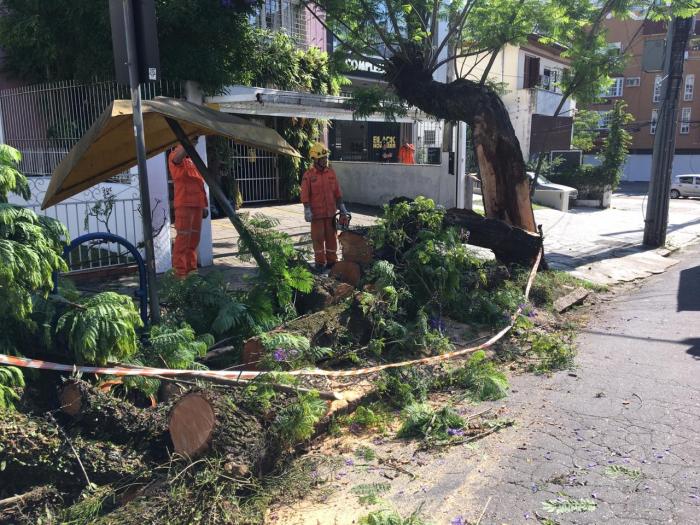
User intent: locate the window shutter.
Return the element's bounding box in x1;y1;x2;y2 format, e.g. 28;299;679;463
524;56;540;89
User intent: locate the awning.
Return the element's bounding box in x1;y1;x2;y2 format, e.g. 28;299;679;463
42;96;300;209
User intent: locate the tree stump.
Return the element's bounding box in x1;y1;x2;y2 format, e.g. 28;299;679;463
329;261;361;287
339;230;374;265
58;380;171;455
168;390;268;474
0;410;147;492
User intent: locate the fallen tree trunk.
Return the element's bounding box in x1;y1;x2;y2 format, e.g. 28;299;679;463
0;410;148;493
59;380;171;452
338;230;374;265
242;300;371;367
443;208;543;267
168;390;269;474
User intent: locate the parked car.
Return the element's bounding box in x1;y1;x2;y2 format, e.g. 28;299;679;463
471;172;578;201
670;175;700;199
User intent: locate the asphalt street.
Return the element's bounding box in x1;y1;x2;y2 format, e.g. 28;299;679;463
468;243;700;524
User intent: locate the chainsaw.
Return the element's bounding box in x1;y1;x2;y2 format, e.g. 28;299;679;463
333;211;352;232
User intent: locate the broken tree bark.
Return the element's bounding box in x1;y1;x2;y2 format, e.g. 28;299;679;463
338;230;374;265
58;380;171;454
241;300;371;368
386;56;537;233
443;208;543;267
0;410;148;492
329;260;362;287
295;275;355;314
168;390;268;474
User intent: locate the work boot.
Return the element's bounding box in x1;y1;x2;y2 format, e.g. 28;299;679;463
326;261;336;271
314;263;327;274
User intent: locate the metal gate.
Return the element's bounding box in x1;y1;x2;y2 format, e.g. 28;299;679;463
222;139;281;203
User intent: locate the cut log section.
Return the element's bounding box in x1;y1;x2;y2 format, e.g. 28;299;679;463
168;390;268;473
339;230;374;265
443;208;543;267
329;261;361;287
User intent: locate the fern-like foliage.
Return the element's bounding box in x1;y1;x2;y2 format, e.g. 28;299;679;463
160;271;260;340
397;403;465;440
359;510;430;525
446;350;509;401
56;292;143;365
238;213;314;310
0;365;25;410
272;391;327;446
0;145;29;202
123;322;213;396
0;202;68;354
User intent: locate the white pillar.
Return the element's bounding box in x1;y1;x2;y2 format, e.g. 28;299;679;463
145;153;173;273
196;138;213;267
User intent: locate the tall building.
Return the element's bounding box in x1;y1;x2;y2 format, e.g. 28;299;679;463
588;15;700;181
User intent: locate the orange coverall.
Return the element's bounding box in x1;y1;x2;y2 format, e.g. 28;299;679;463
168;150;208;277
300;165;342;266
398;143;416;164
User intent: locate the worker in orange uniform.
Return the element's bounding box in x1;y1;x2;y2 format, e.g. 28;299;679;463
300;142;349;272
398;141;416;164
168;138;209;278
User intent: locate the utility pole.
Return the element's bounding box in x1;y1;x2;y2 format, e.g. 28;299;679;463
643;16;693;247
121;0;160;322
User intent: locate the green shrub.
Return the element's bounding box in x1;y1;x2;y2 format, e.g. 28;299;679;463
360;510;430;525
0;365;25;410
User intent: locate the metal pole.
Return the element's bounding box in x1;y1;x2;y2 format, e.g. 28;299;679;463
123;0;160;323
643;16;693;248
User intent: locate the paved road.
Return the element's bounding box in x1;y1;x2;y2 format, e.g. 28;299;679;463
467;243;700;524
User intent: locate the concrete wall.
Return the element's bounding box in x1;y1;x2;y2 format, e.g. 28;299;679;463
333;156;458;208
584;153;700;182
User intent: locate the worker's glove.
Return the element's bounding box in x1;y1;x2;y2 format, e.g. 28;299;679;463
304;206;313;223
202;208;209;219
338;202;348;216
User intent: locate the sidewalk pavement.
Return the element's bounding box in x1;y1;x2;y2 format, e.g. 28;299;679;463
208;195;700;287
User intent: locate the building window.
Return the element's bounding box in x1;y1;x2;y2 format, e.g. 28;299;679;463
597;111;612;130
258;1;307;49
680;107;691;134
650;110;658;135
423;129;436;145
684;74;694;101
523;55;540;89
603;78;624;97
653;75;662;103
541;68;562;92
625;77;641;87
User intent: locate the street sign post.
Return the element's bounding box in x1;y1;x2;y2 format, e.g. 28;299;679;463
109;0;161;323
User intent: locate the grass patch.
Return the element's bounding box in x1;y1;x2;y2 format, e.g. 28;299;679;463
516;269;605;310
397;403;464;440
359;509;431;525
355;446;377;462
351;482;391;505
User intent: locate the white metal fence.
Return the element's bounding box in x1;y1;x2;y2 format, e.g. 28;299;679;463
1;79;182;271
222;139;281;203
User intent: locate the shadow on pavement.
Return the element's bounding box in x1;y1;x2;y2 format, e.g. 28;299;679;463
678;264;700;312
686;339;700;360
582;329;700;360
